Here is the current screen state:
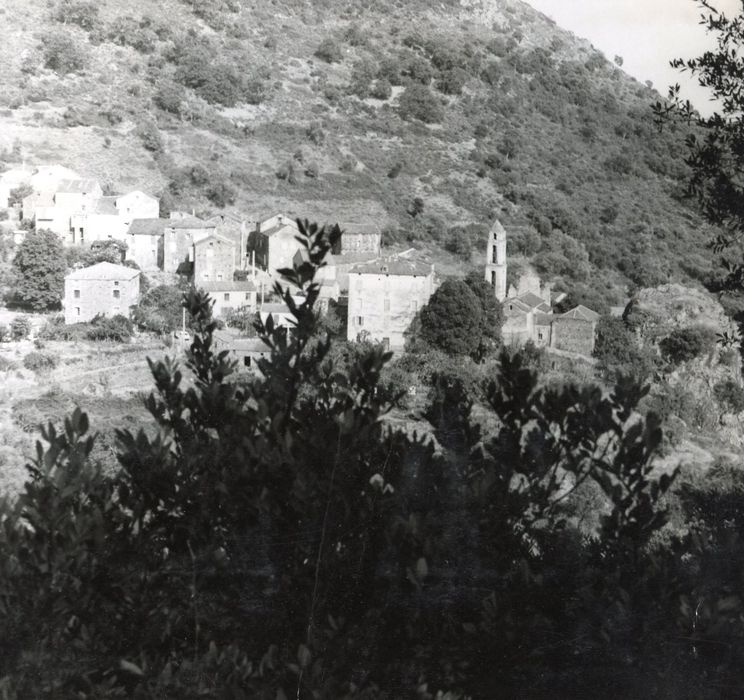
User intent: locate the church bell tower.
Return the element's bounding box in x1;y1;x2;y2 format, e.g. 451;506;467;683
484;221;507;301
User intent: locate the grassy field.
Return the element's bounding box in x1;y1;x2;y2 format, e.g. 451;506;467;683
0;337;171;497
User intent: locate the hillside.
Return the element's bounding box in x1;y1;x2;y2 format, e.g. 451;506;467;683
0;0;718;308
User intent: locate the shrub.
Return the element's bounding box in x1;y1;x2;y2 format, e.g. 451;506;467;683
714;379;744;415
444;227;473;260
22;351;58;373
10;316;31;341
436;67;468;95
41;34;87;73
306;121;325;145
153;81;185;114
86;314;133;342
53;0;99;31
370;78;392;100
314;37;343;63
206;181;237;208
138;122;164;153
398;84;443;123
659;326;717;365
107;15;159;53
276;160;297;184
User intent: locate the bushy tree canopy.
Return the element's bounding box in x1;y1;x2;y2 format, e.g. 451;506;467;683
12;229;66;311
419;278;483;356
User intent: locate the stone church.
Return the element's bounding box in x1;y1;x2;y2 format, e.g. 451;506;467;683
484;221;599;357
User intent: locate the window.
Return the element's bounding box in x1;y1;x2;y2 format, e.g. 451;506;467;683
538;331;544;341
382;337;390;351
224;293;230;301
245;292;251;300
114;281;119;286
73;289;80;299
243;356;251;367
113;289;120;299
491;271;496;286
217;273;223;281
356;316;364;326
75;307;80;316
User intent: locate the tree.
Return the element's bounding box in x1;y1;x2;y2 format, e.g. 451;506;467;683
655;3;744;290
419;278;483;356
41;33;87;73
464;271;504;361
713;379;744;422
7;184;32;207
12;229;65;310
659;325;717;366
10;315;30;341
398;84;444;123
0;219;705;697
132;284;187;334
314;37;342;63
594;315;658;379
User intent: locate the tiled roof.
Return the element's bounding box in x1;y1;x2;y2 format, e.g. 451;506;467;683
504;298;532;313
561;305;600;322
333;252;379;266
535;313;554;325
94;196;119;215
199;280;256;292
349;256;433;277
66;262;140;281
213;330;269;352
259;222;299;237
166;216;215;230
194;233;235;248
56;178;100;194
128;218;167;236
260;302;293;314
516;291;551;311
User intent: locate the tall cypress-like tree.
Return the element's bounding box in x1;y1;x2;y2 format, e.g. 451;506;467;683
12;228;66;311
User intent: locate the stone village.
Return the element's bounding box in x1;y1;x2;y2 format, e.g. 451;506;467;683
0;164;599;364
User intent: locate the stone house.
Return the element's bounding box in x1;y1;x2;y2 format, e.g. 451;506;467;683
63;262;140;324
484;221;508;302
126;218;166;270
35;178;104;242
259;302;296;330
250;215;304;276
212;329;270;373
200;280;257;318
332;224;382;256
194;234;240;283
551;305;600;355
502;291;553;347
115;191;159;226
163;216;216;274
346;256;436;350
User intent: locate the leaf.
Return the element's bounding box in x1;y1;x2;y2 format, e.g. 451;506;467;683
119;659;144;676
297;643;312;669
415;557;428;580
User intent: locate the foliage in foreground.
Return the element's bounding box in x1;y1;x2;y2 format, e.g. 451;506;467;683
0;221;740;698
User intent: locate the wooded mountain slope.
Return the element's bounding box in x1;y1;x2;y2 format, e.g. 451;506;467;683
0;0;714;308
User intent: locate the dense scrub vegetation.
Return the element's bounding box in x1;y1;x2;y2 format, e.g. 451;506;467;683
0;222;742;698
0;0;723;307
